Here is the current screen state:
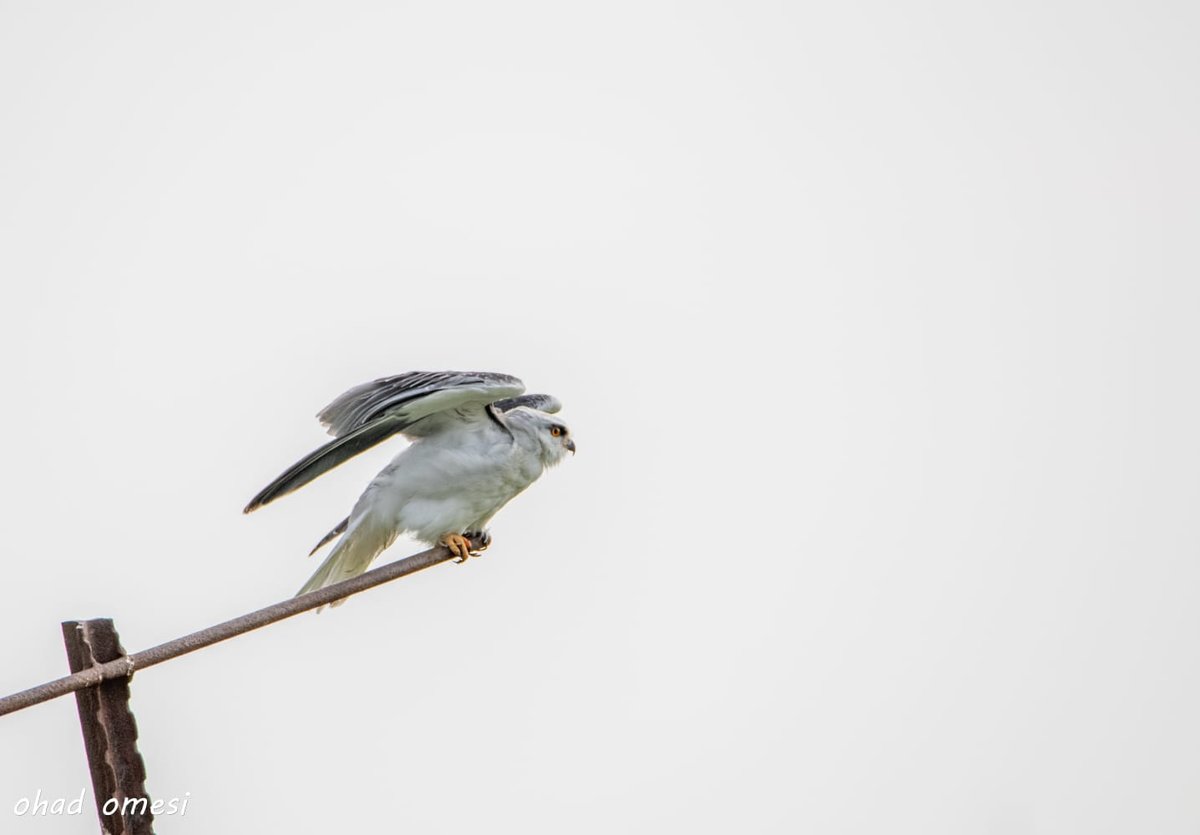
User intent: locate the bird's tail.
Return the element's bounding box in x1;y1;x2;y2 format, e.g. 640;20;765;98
296;515;397;606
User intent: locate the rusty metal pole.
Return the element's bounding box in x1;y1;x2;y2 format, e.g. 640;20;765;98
1;543;454;717
62;619;154;835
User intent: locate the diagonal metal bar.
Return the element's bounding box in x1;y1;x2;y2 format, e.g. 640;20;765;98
63;619;154;835
0;543;456;718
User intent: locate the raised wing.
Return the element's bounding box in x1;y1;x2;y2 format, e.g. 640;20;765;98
318;371;524;437
494;393;562;414
244;371;525;514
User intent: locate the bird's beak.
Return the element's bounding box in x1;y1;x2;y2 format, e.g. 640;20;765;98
565;438;576;454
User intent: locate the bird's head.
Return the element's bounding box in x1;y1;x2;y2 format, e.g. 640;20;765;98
533;415;576;466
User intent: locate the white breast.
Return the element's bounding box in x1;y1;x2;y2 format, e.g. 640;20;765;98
349;422;544;545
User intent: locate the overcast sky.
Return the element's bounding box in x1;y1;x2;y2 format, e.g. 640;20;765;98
1;1;1198;833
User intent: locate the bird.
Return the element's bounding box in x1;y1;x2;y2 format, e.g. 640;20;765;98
243;371;574;600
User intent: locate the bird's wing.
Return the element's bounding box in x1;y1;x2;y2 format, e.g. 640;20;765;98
244;371;525;514
318;371;524;436
309;515;349;556
494;393;562;414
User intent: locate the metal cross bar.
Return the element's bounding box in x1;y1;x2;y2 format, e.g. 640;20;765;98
62;619;155;835
0;543;456;718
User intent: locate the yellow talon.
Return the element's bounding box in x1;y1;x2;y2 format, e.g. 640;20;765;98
440;533;473;563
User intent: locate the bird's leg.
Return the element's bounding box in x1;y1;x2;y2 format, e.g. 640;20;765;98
463;530;492;556
440;533;474;564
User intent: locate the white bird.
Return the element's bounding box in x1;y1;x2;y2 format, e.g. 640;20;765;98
244;371;574;600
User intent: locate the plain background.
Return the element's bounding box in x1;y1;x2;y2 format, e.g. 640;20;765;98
1;1;1197;832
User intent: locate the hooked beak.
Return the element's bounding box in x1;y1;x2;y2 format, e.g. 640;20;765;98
565;438;576;455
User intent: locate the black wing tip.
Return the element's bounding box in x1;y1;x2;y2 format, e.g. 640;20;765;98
243;486;282;514
309;517;349;555
244;416;407;517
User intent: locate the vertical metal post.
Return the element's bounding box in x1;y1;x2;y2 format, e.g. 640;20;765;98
62;619;155;835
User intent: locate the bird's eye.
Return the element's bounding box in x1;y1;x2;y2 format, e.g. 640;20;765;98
550;426;562;437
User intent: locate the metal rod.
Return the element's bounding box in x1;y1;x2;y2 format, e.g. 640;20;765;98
0;543;455;717
63;619;155;835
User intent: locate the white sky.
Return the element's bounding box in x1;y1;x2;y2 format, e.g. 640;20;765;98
1;1;1198;833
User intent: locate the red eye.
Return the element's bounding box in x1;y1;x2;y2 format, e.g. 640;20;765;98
550;426;562;437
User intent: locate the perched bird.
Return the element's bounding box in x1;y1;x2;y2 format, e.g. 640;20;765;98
244;371;574;599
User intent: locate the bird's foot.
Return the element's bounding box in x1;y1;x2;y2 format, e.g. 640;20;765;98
463;530;492;556
440;533;474;564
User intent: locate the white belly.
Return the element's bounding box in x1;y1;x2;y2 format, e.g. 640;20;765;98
350;426;543;544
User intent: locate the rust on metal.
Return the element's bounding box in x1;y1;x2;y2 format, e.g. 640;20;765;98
62;619;154;835
0;543;455;717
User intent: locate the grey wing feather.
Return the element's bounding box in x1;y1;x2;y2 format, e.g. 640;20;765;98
243;414;406;513
244;371;526;514
495;393;562;414
319;371;524;437
309;516;349;556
